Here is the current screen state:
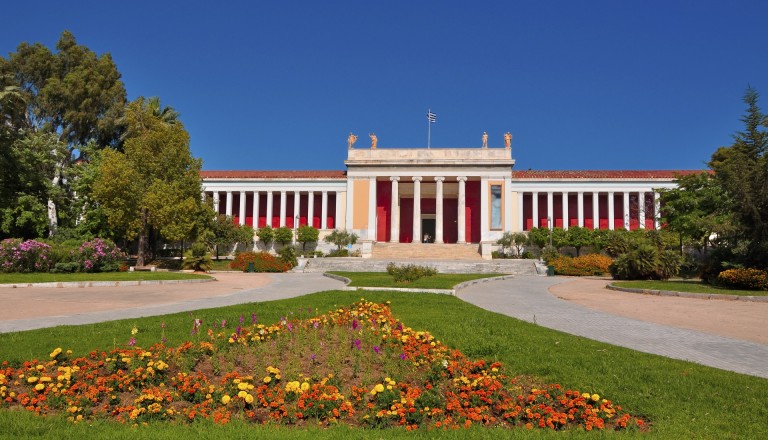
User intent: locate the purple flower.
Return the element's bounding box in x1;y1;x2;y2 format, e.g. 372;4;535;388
353;339;361;350
251;313;257;324
287;322;294;332
352;319;358;330
239;314;245;325
236;325;242;335
161;337;167;344
400;353;407;360
313;321;319;329
221;319;227;328
373;346;381;355
129;337;136;346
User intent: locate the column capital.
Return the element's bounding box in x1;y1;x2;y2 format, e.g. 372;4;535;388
412;176;422;182
389;176;400;182
434;176;445;183
456;176;467;182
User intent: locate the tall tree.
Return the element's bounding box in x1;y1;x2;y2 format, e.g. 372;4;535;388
708;87;768;267
1;31;127;234
92;97;202;266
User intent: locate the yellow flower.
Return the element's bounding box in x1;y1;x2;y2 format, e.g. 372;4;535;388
49;348;62;359
591;394;600;402
27;376;39;383
244;394;254;404
35;383;45;391
237;382;249;391
374;384;385;393
263;376;271;384
221;395;231;405
301;382;310;392
237;391;247;399
131;326;138;335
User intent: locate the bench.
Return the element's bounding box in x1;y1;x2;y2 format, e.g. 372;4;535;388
129;265;157;272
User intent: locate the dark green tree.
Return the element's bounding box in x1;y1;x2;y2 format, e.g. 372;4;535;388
273;227;294;247
296;225;319;253
708;87;768;267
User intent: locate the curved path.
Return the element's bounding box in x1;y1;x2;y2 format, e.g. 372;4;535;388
0;273;345;333
2;272;766;379
458;276;768;379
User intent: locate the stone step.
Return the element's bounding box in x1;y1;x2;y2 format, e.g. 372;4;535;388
302;257;538;275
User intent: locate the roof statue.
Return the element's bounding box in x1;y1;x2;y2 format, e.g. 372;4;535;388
481;131;488;149
504;132;512;149
347;132;358;149
369;133;378;149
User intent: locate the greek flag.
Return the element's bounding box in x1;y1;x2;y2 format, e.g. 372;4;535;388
427;111;437;123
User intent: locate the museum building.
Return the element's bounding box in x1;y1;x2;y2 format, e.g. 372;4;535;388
201;144;699;250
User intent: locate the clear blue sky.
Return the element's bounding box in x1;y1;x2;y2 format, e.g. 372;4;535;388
3;1;767;172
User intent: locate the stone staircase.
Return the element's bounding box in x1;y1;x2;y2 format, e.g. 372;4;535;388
371;243;483;260
301;257;538;275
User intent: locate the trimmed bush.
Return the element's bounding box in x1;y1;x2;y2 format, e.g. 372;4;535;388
386;263;437;283
716;268;768;291
230;251;292;272
551;254;613;276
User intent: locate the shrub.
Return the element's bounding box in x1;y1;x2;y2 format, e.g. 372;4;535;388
0;238;53;273
609;246;680;280
277;245;298;268
77;238;123;272
386;263;437;283
550;254;613;276
182;242;213;272
274;227;294;247
326;249;349;257
716;268;768;291
540;245;560;264
230;251;292;272
52;262;81;273
323;229;359;251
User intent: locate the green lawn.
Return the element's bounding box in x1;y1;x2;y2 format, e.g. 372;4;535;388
328;271;502;289
612;279;768;296
209;259;236;271
0;290;765;439
0;272;212;284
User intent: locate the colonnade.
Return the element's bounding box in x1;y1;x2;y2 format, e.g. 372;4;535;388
518;190;661;231
207;190;340;229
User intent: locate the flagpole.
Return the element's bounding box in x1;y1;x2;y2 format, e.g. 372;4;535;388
427;108;432;149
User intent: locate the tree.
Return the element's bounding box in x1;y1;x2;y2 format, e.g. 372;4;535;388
92;97;202;266
708;87;768;267
203;214;254;258
256;225;275;250
1;31;127;234
323;229;358;251
563;226;593;256
659;172;732;253
274;226;294;247
296;225;319;253
496;232;528;257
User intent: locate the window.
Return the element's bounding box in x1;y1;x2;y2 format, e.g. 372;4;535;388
490;184;502;230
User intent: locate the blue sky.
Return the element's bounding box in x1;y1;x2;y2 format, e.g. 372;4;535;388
2;1;767;171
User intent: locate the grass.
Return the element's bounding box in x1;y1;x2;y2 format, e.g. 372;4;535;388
612;279;768;296
328;271;502;289
209;259;236;271
0;272;212;284
0;290;766;439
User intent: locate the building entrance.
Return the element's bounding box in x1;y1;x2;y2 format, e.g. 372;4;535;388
421;218;436;243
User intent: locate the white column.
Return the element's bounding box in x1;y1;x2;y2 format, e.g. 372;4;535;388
368;177;377;241
577;192;584;227
307;191;314;228
434;177;444;243
480;176;489;242
562;191;569;230
213;192;220;214
293;191;301;228
532;192;539;229
225;191;233;217
239;191;246;225
654;192;661;230
457;177;467;243
518;192;524;232
592;192;599;230
623;192;630;230
266;191;274;227
252;192;259;228
412;176;422;243
638;191;646;229
546;192;553;229
321;191;328;230
390;177;400;242
279;191;287;227
608;191;615;230
335;191;343;230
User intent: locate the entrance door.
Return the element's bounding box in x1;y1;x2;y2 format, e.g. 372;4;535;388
421;218;436;243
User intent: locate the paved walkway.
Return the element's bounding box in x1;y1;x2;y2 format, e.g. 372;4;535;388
2;272;766;379
0;273;345;333
458;276;768;379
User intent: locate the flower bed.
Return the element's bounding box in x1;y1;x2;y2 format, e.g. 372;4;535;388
551;254;613;276
0;301;646;431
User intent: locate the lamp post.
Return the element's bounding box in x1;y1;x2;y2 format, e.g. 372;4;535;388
547;217;553;248
294;215;299;244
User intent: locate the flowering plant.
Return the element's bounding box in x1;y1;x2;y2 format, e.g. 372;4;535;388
76;238;124;272
0;239;52;273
